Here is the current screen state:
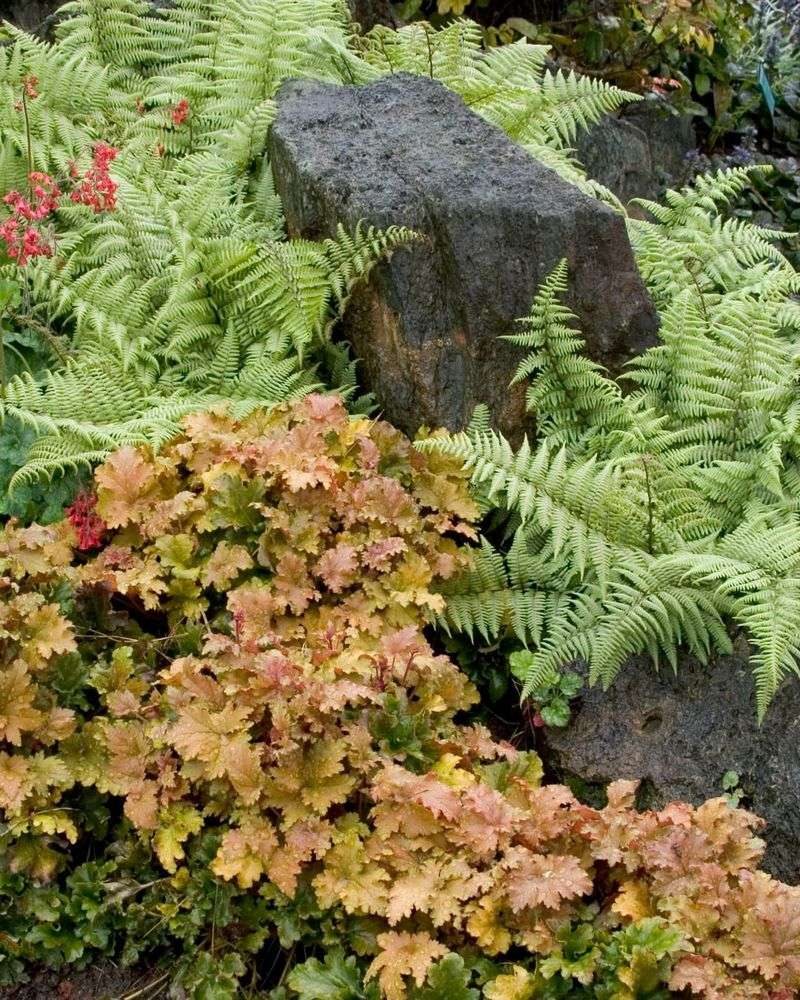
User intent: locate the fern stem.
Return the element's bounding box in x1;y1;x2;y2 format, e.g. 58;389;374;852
117;972;170;1000
684;258;710;327
642;454;655;555
11;312;70;364
423;24;434;78
277;943;297;989
0;315;5;398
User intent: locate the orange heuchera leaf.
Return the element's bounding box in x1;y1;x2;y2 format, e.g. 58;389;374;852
366;931;448;1000
152;803;203;873
123;780;160;831
267;819;334;896
170;702;251;763
669;954;731;998
736;872;800;983
0;752;32;813
0;522;73;578
272;552;318;613
503;847;593;911
170;702;262;801
212;815;279;889
200;542;253;589
694;796;766;872
95;447;175;528
315;543;358;593
0;663;43;745
371;764;462;822
605;779;640;809
104;720;150;789
455;782;517;855
466;895;512;955
484;966;537;1000
362;536;407;570
23;600;76;663
386;861;445;926
35;707;77;745
613;879;654;922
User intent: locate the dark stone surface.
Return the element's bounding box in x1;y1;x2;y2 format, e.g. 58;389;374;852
0;0;62;32
577;100;696;211
1;0;172;41
543;637;800;884
348;0;401;30
269;73;659;438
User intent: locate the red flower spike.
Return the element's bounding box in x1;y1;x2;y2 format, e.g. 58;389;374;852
171;99;190;126
66;492;107;551
0;173;60;264
70;143;119;213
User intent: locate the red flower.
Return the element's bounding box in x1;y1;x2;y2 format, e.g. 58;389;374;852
22;75;39;99
66;492;107;551
0;173;60;264
4;174;61;221
70;143;119;213
171;99;190;126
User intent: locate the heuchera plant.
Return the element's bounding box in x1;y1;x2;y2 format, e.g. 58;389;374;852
0;397;798;997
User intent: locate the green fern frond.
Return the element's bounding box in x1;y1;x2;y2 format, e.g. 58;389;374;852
424;173;800;716
504;259;630;447
667;512;800;718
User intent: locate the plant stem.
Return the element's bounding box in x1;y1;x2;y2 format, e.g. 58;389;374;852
22;90;34;191
117;972;170;1000
10;311;70;363
0;313;5;398
277;943;297;988
642;453;655;554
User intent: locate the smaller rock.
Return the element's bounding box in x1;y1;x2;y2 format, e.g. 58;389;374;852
543;638;800;884
577;99;696;210
348;0;401;30
1;0;63;36
1;0;173;42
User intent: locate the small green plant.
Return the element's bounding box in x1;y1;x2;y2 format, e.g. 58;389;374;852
509;652;582;727
722;769;745;807
401;0;754;97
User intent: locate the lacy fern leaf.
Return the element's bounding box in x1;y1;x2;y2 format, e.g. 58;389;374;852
421;179;800;716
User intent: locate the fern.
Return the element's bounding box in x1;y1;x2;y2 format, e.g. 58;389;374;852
421;171;800;717
503;259;630;447
0;0;634;488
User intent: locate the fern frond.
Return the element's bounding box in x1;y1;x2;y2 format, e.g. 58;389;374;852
504;259;630;447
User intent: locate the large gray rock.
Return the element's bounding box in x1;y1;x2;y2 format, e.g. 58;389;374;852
577;100;696;211
543;638;800;884
269;74;659;438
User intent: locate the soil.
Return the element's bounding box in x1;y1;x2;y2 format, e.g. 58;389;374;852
0;965;162;1000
